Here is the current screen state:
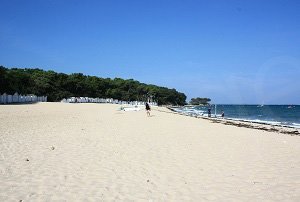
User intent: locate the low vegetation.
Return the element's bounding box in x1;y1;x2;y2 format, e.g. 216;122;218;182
189;97;211;105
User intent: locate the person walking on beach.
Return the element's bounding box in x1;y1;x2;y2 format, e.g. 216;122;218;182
221;111;225;118
208;107;211;117
145;102;151;116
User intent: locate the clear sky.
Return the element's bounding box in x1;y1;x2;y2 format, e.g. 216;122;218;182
1;0;300;104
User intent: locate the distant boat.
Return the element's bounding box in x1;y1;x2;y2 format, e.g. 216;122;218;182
257;104;264;107
288;106;293;109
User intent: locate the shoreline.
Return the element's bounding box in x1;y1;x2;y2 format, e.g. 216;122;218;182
166;107;300;136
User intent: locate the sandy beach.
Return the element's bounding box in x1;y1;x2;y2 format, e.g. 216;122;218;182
1;103;299;201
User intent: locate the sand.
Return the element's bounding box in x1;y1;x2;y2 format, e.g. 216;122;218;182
0;103;299;201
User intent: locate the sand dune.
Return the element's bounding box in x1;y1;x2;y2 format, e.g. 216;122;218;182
1;103;299;201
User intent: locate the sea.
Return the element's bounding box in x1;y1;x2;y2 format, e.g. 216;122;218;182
171;105;300;129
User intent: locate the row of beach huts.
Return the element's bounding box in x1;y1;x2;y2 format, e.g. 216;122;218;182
0;93;157;106
0;92;47;104
61;97;158;106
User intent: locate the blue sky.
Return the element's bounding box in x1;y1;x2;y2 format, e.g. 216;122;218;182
1;0;300;104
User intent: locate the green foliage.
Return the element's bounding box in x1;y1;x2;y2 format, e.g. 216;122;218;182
189;97;211;105
0;66;187;105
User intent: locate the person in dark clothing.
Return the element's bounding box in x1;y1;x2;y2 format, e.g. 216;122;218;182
221;111;225;118
145;102;151;116
208;108;211;117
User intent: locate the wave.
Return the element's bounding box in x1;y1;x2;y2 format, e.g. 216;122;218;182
292;123;300;129
226;118;282;126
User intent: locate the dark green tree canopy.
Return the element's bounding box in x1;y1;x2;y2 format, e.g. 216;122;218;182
189;97;211;105
0;66;186;105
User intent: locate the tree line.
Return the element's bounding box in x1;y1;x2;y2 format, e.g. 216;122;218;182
189;97;211;105
0;66;186;105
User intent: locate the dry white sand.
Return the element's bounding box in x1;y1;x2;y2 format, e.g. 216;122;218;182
0;103;299;201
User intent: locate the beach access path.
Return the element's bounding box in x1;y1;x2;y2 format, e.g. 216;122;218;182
0;103;299;201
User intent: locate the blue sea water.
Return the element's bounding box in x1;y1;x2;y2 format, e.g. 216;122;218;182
172;105;300;128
